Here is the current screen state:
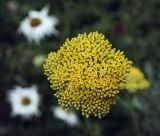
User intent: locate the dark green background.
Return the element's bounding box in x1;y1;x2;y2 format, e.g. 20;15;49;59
0;0;160;136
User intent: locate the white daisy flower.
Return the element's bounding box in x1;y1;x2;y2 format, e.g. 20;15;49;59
18;6;59;43
7;85;41;119
52;106;78;126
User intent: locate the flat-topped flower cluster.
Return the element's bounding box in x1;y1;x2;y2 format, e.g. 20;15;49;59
44;32;132;118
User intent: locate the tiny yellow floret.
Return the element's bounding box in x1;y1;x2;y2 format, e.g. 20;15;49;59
124;67;150;93
44;32;132;118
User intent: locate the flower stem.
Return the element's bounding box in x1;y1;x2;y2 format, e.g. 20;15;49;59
127;94;142;136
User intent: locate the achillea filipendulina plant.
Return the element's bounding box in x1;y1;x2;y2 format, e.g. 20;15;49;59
124;67;150;93
44;32;132;118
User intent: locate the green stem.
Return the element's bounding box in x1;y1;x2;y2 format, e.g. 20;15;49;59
127;94;141;136
83;119;101;136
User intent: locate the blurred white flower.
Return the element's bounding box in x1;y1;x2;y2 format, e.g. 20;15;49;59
18;6;58;43
52;106;78;126
7;85;41;119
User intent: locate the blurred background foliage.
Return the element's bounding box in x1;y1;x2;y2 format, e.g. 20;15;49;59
0;0;160;136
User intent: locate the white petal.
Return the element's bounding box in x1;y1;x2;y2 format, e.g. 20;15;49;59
53;106;78;126
41;5;49;15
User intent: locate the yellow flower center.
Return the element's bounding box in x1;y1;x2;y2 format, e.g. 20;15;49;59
30;18;42;27
21;96;31;106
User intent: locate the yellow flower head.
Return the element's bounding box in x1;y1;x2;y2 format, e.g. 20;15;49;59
44;32;132;118
124;67;150;93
